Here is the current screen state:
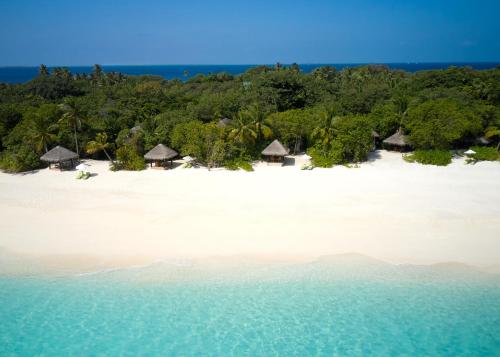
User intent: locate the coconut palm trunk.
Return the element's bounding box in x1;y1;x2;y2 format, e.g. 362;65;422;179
73;124;79;156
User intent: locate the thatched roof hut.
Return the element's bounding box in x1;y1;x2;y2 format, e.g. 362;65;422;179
383;128;410;151
144;144;178;168
217;117;232;128
40;146;78;169
371;130;380;138
262;140;289;162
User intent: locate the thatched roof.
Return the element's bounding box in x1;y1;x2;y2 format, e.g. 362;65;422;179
217;117;232;128
383;128;409;147
40;146;78;163
262;139;289;156
144;144;178;161
371;130;380;138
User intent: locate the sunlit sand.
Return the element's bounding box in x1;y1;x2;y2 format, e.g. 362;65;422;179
1;150;499;271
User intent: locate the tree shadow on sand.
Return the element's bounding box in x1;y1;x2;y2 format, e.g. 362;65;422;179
367;150;382;163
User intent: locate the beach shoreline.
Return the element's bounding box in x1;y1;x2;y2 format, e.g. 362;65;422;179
1;150;499;272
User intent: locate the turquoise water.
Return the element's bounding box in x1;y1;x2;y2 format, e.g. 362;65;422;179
1;259;499;356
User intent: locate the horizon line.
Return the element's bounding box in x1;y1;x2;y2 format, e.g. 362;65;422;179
1;61;500;68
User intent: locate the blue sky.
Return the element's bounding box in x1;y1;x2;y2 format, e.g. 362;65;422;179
0;0;499;65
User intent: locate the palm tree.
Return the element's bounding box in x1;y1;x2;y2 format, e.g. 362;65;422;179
246;104;273;142
61;67;71;79
485;126;500;151
29;114;58;154
86;133;114;162
91;64;104;86
52;67;62;78
228;111;257;146
311;107;338;146
38;64;49;76
59;98;83;155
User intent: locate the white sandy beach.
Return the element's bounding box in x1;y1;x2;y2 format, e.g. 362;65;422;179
0;150;499;271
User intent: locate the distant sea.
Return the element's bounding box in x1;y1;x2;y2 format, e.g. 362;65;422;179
0;62;499;84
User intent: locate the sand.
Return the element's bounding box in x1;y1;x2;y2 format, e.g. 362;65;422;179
0;150;499;270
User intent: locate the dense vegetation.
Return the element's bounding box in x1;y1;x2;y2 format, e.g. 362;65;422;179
403;150;453;166
0;63;499;172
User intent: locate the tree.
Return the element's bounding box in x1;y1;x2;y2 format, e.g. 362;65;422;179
246;103;273;142
86;132;114;162
406;99;482;149
171;121;224;165
92;64;104;85
485;126;500;151
228;111;257;146
368;103;400;138
311;106;339;147
333;115;373;163
267;109;316;153
38;64;49;76
27;105;60;153
59;97;83;155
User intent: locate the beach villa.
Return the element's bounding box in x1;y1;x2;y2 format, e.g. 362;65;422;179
382;128;411;151
40;146;79;170
261;139;289;164
144;144;178;168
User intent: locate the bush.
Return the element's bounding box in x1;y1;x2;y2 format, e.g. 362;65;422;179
308;143;344;168
224;158;254;171
466;146;500;163
403;150;452;166
0;146;41;173
114;145;145;171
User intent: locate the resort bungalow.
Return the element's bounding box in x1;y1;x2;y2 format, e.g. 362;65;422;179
40;146;79;170
144;144;178;169
217;117;232;128
382;128;411;152
262;139;289;164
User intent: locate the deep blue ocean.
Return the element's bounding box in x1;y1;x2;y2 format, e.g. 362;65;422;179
0;62;499;84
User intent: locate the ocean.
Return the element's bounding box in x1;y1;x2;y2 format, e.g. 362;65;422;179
1;257;499;356
0;63;499;84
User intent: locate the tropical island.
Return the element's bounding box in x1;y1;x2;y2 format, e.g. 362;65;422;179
0;63;499;270
0;64;499;173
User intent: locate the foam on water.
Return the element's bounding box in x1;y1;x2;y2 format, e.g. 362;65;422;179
1;255;499;356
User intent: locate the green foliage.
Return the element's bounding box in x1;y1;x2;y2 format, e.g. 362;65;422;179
114;145;145;171
0;64;499;173
223;157;254;171
406;99;482;149
468;146;500;162
403;150;452;166
25;104;62;153
309;114;373;166
171;121;225;165
266;108;318;153
308;142;344;167
368;102;401;138
333;115;374;163
0;145;41;173
25;74;83;100
86;132;114;162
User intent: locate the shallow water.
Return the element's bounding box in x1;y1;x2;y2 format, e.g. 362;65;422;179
1;258;499;356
